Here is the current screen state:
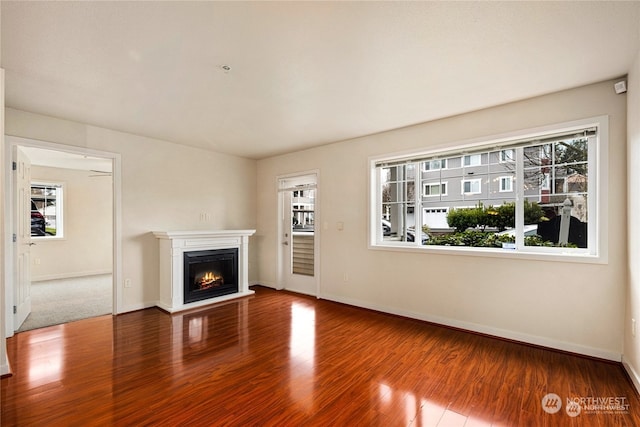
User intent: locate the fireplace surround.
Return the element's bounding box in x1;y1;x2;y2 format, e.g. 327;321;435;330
153;230;255;312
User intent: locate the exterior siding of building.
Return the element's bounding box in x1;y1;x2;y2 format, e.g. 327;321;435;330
421;150;518;229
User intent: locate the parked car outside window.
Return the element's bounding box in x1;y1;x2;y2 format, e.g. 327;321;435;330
382;219;391;236
495;225;539;237
31;200;46;236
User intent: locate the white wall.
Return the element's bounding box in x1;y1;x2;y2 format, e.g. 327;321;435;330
5;108;257;312
257;79;627;360
625;50;640;389
30;165;112;281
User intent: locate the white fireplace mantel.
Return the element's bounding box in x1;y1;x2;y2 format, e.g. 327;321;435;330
153;230;256;313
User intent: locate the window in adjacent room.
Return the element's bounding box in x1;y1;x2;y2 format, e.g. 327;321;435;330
31;182;63;238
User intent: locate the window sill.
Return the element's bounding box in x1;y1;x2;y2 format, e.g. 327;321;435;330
31;236;65;242
369;242;606;264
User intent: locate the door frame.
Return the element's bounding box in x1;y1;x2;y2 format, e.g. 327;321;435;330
276;170;320;297
4;135;122;337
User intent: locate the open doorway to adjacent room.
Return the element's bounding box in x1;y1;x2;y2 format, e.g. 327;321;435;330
5;135;120;334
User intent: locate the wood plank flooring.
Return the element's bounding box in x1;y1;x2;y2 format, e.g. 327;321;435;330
2;285;639;426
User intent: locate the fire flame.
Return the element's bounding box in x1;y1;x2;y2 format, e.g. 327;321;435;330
198;271;223;289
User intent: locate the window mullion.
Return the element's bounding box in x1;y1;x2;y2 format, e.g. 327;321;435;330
400;167;407;241
587;135;597;254
415;162;422;246
377;169;382;243
515;147;525;249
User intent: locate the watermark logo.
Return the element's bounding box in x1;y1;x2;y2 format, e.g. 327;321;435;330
565;399;581;417
541;393;562;414
566;396;630;415
542;393;630;417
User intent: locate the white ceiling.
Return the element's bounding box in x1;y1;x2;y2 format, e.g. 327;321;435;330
2;1;639;160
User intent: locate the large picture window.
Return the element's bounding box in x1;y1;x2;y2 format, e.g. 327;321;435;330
371;118;604;259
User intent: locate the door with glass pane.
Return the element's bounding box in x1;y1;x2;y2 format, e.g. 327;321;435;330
278;173;318;296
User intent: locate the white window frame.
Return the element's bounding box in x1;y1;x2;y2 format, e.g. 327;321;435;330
461;179;482;195
31;181;64;239
423;159;447;171
463;154;482;166
368;116;608;264
499;176;513;192
500;149;515;163
423;182;447;197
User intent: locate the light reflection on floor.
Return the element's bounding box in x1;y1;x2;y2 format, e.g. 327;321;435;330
377;381;493;426
27;328;65;387
289;302;316;411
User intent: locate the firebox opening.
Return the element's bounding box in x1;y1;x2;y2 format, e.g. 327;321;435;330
184;248;238;304
196;271;224;289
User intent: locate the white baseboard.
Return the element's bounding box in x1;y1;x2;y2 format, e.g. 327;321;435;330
320;292;621;362
250;281;280;290
622;357;640;395
32;269;112;282
118;301;157;314
283;287;317;297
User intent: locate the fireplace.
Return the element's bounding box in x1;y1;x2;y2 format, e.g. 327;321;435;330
184;248;238;304
153;230;255;313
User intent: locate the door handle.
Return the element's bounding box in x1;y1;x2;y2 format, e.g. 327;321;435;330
283;241;289;246
28;243;36;246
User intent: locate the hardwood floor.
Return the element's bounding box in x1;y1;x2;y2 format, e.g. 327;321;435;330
2;285;639;426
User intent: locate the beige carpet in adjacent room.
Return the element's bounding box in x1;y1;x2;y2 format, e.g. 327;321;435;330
17;274;112;332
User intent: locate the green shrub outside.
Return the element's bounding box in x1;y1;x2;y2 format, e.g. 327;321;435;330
424;230;575;248
446;201;543;232
419;201;565;248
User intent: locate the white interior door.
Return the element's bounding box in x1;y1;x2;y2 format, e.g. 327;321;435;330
14;147;32;330
279;174;318;296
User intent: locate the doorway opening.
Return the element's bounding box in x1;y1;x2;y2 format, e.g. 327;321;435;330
277;172;319;296
4;135;121;335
